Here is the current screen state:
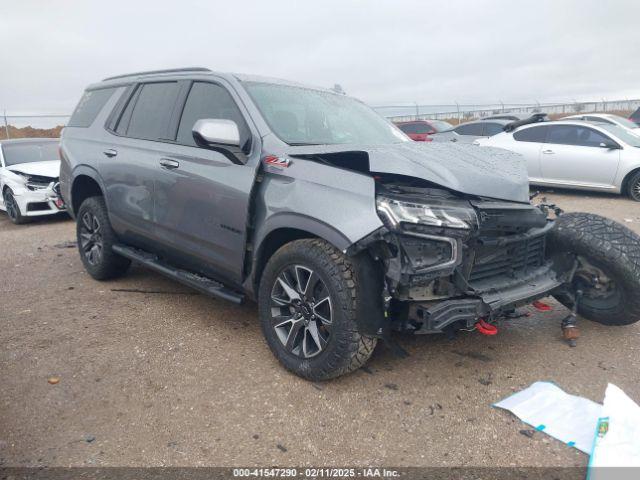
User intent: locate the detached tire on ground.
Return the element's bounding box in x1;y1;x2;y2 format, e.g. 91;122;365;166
548;212;640;325
258;239;377;381
76;196;131;280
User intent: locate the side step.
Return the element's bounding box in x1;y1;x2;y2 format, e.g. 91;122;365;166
112;244;244;304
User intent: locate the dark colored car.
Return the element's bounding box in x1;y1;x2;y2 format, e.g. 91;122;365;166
59;67;640;381
430;119;512;143
394;119;453;141
630;107;640;126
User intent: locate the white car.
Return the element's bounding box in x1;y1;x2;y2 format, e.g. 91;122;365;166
0;138;66;224
561;113;640;135
476;120;640;201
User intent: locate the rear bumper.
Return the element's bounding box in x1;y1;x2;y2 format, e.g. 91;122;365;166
405;263;563;334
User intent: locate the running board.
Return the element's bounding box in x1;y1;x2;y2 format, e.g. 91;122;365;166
112;244;244;304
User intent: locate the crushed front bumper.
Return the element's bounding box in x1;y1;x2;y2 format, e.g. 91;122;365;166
405;263;563;334
11;182;66;217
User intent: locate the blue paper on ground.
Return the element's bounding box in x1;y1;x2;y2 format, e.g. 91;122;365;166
494;381;601;454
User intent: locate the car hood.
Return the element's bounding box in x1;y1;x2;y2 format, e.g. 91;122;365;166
8;160;60;178
287;142;529;203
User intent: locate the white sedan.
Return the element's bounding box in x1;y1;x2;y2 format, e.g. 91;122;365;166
0;138;66;224
476;120;640;201
561;113;640;135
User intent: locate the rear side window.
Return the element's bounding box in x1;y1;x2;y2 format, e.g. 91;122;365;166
397;123;430;135
125;82;181;141
482;122;504;136
176;82;250;148
455;123;484;136
514;125;548;143
68;88;116;127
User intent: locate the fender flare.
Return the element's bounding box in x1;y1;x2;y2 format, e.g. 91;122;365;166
68;165;107;215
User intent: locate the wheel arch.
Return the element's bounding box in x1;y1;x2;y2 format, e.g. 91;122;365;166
621;167;640;197
70;170;105;217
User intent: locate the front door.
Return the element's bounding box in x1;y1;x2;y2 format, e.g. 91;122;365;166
153;80;259;284
540;125;620;187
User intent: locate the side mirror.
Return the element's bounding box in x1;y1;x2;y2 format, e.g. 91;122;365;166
192;119;246;164
599;141;620;150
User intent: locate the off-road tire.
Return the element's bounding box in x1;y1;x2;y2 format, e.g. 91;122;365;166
3;189;29;224
548;212;640;325
626;170;640;202
76;196;131;280
258;239;377;380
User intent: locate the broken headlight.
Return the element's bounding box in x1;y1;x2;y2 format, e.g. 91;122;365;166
376;196;478;230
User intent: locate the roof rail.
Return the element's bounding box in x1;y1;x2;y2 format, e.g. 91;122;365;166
102;67;212;81
504;113;548;132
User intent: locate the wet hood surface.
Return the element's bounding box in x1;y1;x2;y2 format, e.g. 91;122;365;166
287;142;529;203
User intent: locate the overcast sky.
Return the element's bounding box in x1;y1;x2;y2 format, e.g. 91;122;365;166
1;0;639;116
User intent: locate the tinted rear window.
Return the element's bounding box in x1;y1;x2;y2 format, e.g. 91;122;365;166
397;123;430;134
68;88;117;127
126;82;181;141
455;123;484;136
514;125;548;142
482;122;504;136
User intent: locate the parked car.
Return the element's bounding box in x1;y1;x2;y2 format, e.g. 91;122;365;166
394;119;453;142
477;120;640;201
0;138;66;224
60;68;640;380
483;113;548;122
561;113;640;134
430;119;512;143
630;107;640;126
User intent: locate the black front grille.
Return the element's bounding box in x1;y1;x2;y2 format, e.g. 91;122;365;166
469;234;546;283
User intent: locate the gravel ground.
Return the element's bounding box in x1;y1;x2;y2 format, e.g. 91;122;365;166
1;189;639;469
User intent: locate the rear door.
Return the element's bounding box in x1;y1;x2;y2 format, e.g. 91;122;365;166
100;81;184;248
540;125;620;187
153;80;259;284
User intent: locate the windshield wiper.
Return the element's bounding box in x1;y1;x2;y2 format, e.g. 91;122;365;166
288;142;323;146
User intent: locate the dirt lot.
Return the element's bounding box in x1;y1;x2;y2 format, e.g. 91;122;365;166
1;189;639;470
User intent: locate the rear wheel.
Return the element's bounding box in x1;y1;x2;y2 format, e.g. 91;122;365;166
3;189;29;224
76;196;131;280
626;170;640;202
548;212;640;325
258;239;377;380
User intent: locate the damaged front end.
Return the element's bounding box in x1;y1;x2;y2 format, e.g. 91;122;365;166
353;180;570;335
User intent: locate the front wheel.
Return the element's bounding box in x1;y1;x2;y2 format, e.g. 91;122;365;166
548;212;640;325
3;189;29;224
258;239;377;381
76;196;131;280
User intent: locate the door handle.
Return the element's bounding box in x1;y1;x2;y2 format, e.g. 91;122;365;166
159;158;180;170
103;149;118;158
542;149;555;154
451;138;458;142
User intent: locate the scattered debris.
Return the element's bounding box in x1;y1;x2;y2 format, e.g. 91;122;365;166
478;373;493;386
276;444;287;452
252;434;259;440
84;435;96;443
384;383;399;391
519;429;535;438
54;241;76;249
47;377;60;385
532;300;553;311
167;441;178;448
403;400;412;406
624;218;633;223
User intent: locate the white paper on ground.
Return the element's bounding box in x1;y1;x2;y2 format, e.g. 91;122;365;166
493;381;601;454
589;383;640;469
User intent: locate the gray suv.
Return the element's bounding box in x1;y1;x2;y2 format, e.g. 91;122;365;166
60;68;640;380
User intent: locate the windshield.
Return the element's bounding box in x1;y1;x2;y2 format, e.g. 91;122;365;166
428;120;453;132
601;125;640;147
2;141;59;166
608;115;640;130
244;82;409;145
